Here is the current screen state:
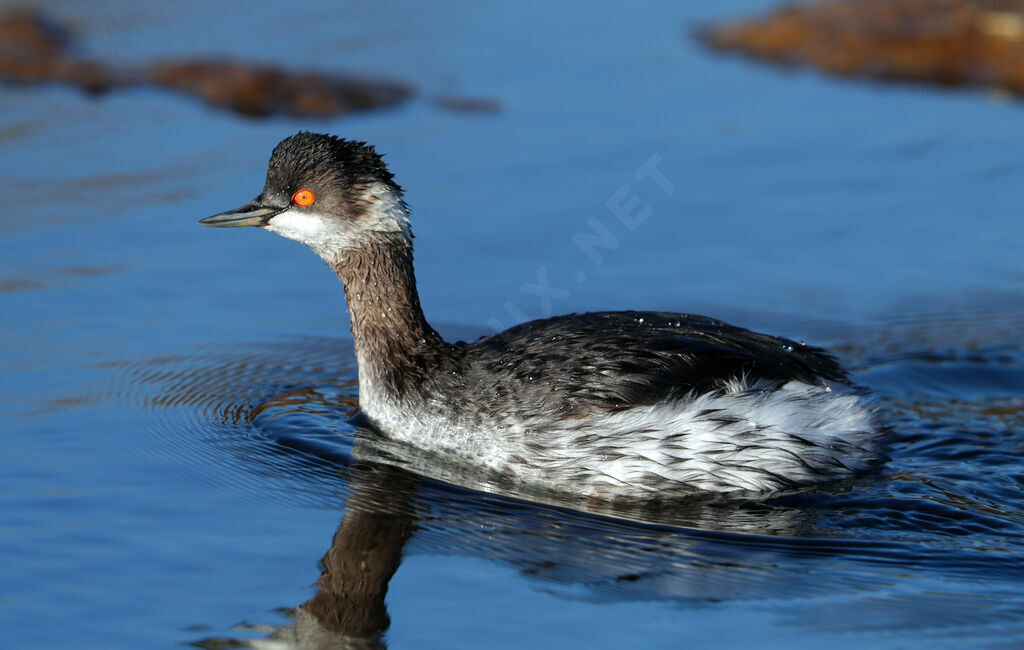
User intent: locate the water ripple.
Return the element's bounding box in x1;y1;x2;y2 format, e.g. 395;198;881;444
95;317;1024;641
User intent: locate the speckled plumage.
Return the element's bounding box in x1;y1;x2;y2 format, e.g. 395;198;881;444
202;132;887;497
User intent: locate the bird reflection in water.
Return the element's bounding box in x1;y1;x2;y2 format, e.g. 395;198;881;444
189;423;864;650
282;462;416;649
192;459;417;650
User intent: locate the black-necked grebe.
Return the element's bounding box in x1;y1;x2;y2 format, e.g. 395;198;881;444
201;132;885;497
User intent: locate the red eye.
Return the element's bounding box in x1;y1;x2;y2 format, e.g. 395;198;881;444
292;189;315;206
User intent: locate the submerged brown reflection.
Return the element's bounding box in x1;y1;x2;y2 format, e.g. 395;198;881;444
192;462;416;650
302;464;415;643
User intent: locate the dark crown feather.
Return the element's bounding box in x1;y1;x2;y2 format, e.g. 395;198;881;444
265;131;401;194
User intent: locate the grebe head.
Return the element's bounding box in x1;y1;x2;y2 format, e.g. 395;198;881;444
200;132;410;261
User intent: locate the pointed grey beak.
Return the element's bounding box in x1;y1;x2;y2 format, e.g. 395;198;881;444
200;200;285;228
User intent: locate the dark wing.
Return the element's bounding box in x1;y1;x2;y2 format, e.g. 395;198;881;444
457;311;848;414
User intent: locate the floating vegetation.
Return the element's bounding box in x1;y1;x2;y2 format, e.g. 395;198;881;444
0;9;413;118
699;0;1024;99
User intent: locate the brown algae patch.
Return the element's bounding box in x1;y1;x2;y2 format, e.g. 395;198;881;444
0;9;413;118
698;0;1024;98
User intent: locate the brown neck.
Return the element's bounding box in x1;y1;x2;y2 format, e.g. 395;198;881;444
329;239;448;397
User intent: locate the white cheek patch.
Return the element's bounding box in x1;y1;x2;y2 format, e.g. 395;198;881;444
266;209;329;240
263;183;411;260
266;209;365;264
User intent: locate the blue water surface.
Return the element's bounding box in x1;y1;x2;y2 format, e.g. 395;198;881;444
2;1;1023;648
